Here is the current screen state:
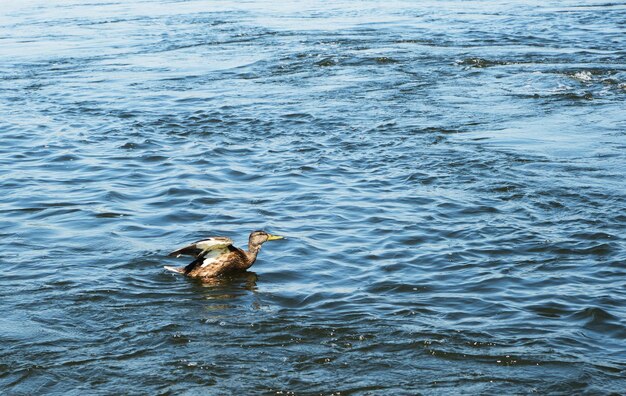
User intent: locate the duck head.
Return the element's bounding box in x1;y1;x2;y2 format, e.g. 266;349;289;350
248;230;284;250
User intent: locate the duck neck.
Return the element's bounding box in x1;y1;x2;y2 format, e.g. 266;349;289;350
245;244;261;267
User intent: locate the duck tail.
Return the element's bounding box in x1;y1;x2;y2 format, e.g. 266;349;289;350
164;266;185;274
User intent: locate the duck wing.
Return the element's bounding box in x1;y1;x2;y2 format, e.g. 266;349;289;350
168;236;234;258
182;245;238;275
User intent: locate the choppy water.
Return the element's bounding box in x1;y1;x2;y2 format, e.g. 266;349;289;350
1;0;626;394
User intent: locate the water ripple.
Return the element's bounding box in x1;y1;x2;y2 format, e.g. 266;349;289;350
1;0;626;394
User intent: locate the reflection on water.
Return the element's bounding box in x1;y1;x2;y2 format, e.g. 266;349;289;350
1;0;625;394
193;272;259;299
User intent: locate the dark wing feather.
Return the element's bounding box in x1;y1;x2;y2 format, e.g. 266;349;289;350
168;236;234;258
183;255;205;275
168;245;203;258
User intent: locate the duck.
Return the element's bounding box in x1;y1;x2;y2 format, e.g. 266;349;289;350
164;230;284;278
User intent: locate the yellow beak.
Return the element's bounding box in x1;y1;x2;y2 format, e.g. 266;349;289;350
267;234;284;241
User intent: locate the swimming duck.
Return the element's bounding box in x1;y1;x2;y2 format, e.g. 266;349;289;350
164;230;284;278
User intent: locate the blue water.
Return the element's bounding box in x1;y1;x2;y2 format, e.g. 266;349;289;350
1;0;625;394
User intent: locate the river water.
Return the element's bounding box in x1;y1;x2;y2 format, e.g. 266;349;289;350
1;0;625;394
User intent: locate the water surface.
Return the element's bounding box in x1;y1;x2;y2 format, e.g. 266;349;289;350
1;0;625;394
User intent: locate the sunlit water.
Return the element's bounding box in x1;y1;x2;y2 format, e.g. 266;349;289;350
1;0;625;394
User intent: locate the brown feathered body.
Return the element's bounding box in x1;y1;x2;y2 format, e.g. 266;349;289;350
181;245;260;278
